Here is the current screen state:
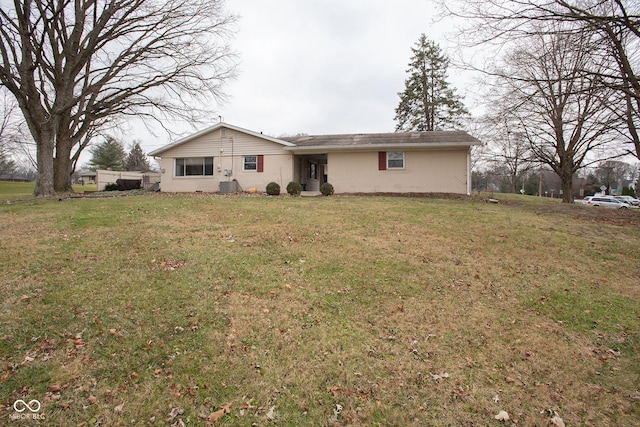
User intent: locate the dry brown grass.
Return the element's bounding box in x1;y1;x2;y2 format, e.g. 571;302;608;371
0;192;638;426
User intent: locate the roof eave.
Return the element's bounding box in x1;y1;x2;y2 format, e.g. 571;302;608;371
284;141;481;153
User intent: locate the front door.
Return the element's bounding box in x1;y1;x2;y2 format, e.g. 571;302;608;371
295;155;327;191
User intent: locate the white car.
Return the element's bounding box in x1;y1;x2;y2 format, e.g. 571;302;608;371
614;195;640;207
583;196;631;209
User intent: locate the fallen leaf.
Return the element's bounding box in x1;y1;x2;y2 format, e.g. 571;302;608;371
494;410;510;421
266;405;276;420
114;402;124;413
167;407;184;421
87;395;97;404
550;415;565;427
327;386;340;397
330;404;343;423
208;409;225;422
196;407;208;419
208;402;232;422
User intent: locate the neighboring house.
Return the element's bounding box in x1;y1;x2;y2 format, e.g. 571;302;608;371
95;170;162;191
148;122;481;195
76;170;97;185
0;174;32;182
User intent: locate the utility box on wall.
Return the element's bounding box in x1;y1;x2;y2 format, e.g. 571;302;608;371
219;181;237;194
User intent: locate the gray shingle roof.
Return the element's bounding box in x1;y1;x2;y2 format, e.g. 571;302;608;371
281;131;480;149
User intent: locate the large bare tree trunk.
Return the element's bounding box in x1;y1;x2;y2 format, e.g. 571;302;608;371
54;149;74;193
33;134;56;197
53;122;74;193
561;172;574;203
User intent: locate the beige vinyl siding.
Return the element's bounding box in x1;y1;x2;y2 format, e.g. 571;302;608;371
231;154;294;190
160;128;286;158
157;127;295;193
328;149;469;194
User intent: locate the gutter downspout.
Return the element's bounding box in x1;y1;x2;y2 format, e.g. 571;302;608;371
467;148;471;196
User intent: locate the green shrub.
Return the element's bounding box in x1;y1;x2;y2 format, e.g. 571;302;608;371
266;182;280;196
286;181;302;195
320;182;334;196
104;183;120;191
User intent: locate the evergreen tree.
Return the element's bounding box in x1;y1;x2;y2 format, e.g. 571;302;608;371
124;142;151;171
0;151;16;176
394;34;468;131
88;136;126;171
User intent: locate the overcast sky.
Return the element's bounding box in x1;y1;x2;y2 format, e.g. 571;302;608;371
141;0;476;153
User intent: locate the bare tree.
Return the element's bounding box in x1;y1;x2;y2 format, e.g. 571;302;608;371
0;90;18;158
493;30;620;202
595;160;635;194
440;0;640;161
475;112;535;194
457;116;487;172
0;0;237;196
609;78;640;160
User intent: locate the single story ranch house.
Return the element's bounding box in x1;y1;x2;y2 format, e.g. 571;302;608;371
149;122;481;195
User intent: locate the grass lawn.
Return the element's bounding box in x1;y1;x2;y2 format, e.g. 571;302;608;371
0;190;638;426
0;181;97;200
0;181;36;200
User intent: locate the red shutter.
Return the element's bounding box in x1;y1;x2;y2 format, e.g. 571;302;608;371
378;152;386;170
257;155;264;172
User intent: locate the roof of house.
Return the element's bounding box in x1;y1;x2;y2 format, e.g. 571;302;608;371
0;174;33;182
148;122;295;156
281;131;481;153
149;121;482;157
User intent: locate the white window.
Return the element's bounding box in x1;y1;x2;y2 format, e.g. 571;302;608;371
175;157;213;176
387;152;405;169
243;156;257;171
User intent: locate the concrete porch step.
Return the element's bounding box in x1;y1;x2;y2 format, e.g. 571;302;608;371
300;191;322;197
